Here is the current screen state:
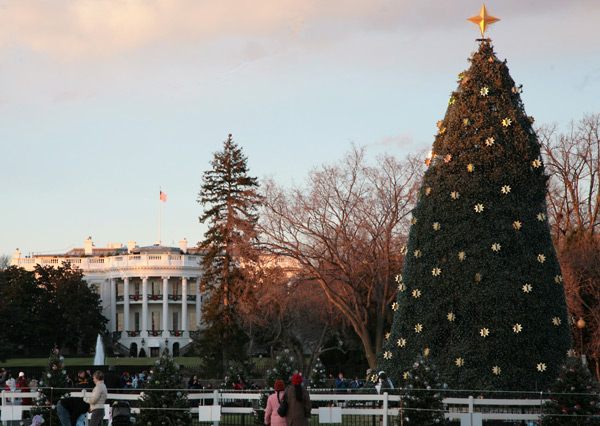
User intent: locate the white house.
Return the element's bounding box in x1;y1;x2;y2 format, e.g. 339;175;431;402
11;237;203;357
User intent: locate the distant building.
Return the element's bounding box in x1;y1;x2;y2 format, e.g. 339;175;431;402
11;237;203;357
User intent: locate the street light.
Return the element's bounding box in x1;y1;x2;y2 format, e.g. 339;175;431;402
577;317;586;365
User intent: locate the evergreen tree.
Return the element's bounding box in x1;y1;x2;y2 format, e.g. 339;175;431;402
266;349;294;388
541;356;600;426
136;349;191;426
309;358;327;389
396;353;448;426
30;347;70;423
195;134;261;376
381;38;571;391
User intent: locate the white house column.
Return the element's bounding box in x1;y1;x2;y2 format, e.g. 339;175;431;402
110;278;116;333
196;278;201;328
181;277;188;332
142;277;148;334
162;277;169;333
124;277;130;332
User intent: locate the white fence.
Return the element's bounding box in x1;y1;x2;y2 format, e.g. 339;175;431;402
1;389;547;426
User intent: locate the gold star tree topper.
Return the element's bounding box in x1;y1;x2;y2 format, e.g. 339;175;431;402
468;4;500;37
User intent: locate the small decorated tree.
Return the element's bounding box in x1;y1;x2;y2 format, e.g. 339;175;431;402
397;353;448;426
30;347;70;424
541;356;600;425
265;349;294;388
136;349;191;426
309;358;327;389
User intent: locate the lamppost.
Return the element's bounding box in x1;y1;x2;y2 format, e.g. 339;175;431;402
577;317;586;365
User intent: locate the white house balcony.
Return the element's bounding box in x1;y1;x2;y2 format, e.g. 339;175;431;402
12;253;201;271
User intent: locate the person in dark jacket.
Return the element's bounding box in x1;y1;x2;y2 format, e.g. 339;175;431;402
103;366;121;392
57;397;90;426
283;374;311;426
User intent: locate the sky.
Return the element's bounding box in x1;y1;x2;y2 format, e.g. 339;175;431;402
1;0;599;257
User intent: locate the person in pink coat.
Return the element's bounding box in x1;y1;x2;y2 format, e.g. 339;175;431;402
264;380;287;426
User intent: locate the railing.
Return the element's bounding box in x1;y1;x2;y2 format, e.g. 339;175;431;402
1;389;552;426
12;254;201;271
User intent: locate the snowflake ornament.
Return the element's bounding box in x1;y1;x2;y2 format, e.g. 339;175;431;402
555;275;563;283
444;154;452;163
501;185;511;194
433;222;440;230
513;323;523;333
502;118;512;127
384;351;392;360
392;302;399;311
412;289;421;298
456;358;464;367
537;254;546;263
491;243;501;252
395;274;402;282
522;284;533;293
480;87;489;96
537;363;547;372
567;349;577;357
451;191;460;200
513;221;522;230
415;324;423;333
398;283;406;291
447;312;456;322
480;328;490;337
537;212;546;221
552;317;562;326
397;338;406;347
492;366;501;375
385;332;391;340
458;251;466;261
467;163;475;172
474;203;484;213
485;137;495;146
432;267;441;276
414;249;422;258
532;159;542;168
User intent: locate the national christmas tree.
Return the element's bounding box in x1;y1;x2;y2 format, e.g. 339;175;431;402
136;349;191;426
380;7;572;391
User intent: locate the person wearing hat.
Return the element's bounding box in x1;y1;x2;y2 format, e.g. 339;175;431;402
264;380;287;426
282;374;311;426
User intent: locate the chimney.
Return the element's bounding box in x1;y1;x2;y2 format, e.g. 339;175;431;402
179;238;188;253
84;237;94;255
127;241;137;253
13;248;21;259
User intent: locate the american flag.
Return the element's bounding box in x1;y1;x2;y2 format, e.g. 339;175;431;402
160;191;167;202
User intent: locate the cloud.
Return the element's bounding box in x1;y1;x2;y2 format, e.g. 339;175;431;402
0;0;451;60
372;132;414;149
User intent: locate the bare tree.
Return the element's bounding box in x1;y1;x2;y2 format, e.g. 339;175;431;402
0;254;11;270
258;146;423;368
235;257;345;375
539;113;600;377
539;113;600;246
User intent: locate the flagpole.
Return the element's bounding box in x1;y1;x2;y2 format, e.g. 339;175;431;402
158;187;162;246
